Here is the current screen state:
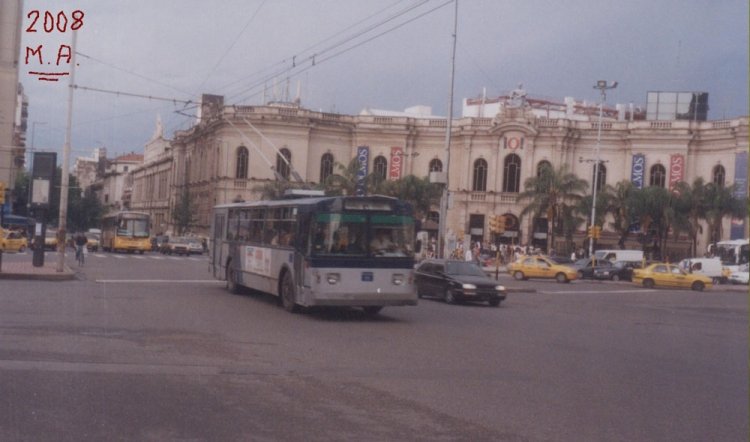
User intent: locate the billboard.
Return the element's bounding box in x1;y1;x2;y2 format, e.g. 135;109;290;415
730;151;748;239
669;154;685;192
389;146;403;180
631;154;645;189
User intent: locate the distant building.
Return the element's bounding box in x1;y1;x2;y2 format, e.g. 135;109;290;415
89;152;143;213
130;116;173;235
161;90;746;256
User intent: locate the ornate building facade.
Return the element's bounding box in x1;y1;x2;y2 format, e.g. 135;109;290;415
151;92;746;255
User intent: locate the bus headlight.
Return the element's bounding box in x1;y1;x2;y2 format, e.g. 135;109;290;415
326;273;340;284
495;285;505;291
462;283;477;290
392;274;405;285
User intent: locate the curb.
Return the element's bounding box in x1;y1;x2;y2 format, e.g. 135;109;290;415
0;268;76;281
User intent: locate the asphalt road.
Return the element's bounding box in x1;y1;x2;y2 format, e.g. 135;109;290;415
0;250;747;441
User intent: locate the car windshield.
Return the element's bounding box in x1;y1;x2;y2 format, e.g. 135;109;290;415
444;261;487;277
310;213;414;258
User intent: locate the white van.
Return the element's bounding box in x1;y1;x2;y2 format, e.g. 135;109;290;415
678;257;727;283
594;249;644;263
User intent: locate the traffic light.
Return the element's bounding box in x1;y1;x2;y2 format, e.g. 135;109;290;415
0;181;5;205
587;225;602;239
489;215;499;233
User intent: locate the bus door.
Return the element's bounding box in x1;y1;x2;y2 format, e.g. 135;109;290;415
212;213;225;278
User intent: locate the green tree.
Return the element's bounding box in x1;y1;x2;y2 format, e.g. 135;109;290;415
172;188;195;235
377;175;442;221
11;170;30;216
629;186;674;259
517;165;588;252
672;178;708;257
68;188;105;232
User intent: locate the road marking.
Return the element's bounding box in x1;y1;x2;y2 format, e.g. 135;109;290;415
94;254;107;258
538;289;658;294
112;255;126;259
96;279;223;284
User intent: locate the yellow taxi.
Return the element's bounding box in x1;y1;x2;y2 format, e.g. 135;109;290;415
44;229;58;250
632;263;712;291
508;255;578;283
1;230;28;253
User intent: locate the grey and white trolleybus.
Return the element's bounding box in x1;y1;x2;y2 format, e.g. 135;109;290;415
210;194;417;315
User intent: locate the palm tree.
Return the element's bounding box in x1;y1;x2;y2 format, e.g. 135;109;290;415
601;180;638;249
703;183;747;244
517;165;588;252
672;178;708;257
322;158;381;196
629;186;674;259
378;175;442;221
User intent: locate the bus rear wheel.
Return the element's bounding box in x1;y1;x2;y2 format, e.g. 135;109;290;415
280;272;300;313
362;306;383;316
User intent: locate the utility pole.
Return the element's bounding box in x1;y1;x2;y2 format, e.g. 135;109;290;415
437;0;458;259
588;80;617;259
56;31;78;272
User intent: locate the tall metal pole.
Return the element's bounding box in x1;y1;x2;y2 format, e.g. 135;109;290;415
437;0;458;259
588;80;616;258
56;31;78;272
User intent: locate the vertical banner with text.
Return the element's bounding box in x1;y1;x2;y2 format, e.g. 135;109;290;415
355;146;370;196
669;154;685;192
631;154;645;189
389;146;403;180
730;151;748;239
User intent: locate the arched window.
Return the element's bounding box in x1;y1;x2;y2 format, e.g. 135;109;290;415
712;165;725;187
320;153;334;183
472;158;488;191
650;164;666;188
429;158;443;172
536;160;552;177
592;162;607;193
373;156;388;181
235;146;249;179
503;154;522;193
276;148;292;179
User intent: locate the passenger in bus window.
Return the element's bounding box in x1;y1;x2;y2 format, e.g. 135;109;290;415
313;225;331;253
371;229;396;254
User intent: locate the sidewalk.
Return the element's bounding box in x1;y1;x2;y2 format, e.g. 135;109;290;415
0;258;76;281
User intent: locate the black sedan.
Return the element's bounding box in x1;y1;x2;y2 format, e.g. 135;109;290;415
414;259;506;307
570;258;613;279
593;260;644;281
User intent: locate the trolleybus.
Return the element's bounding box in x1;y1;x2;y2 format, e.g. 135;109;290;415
101;211;151;253
210;194;417;315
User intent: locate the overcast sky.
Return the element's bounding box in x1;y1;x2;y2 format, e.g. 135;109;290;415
20;0;749;160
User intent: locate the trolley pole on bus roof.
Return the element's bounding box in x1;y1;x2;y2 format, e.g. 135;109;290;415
56;30;78;272
437;0;458;259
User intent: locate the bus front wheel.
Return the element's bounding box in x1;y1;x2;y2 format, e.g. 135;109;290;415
280;271;300;313
226;263;240;294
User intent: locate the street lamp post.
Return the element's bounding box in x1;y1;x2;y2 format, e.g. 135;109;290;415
588;80;617;258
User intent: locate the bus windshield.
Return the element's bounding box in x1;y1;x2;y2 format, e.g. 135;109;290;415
117;218;150;238
311;213;414;258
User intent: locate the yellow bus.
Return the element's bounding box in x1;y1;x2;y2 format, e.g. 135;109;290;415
101;211;151;254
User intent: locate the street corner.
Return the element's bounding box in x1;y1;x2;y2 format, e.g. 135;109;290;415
0;260;76;281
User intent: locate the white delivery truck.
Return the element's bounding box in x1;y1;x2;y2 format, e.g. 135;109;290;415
678;257;728;284
594;249;644;263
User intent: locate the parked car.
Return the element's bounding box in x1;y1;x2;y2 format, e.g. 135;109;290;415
186;238;204;255
593;260;645;281
570;257;613;279
1;230;27;252
162;236;190;255
508;255;578;283
632;263;712;291
728;263;749;285
414;259;506;306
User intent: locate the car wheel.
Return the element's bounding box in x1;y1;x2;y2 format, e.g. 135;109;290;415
362;306;383;316
488;298;501;307
555;273;568;283
280;271;300;313
691;281;705;292
611;274;620;281
443;288;455;304
226;263;240;294
513;271;525;281
643;279;655;289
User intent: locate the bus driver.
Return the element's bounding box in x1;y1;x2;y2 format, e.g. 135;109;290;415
370;229;396;254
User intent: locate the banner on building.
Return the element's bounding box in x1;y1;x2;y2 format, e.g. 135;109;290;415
668;154;685;192
730;151;748;239
631;154;645;189
389;147;403;180
355;146;370;196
